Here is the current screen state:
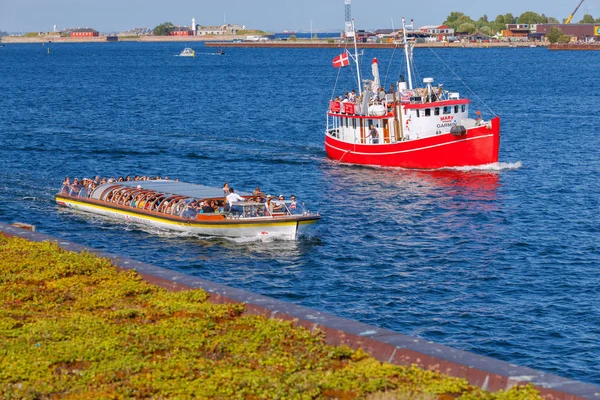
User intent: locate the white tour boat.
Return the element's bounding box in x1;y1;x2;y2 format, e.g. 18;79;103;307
56;180;320;239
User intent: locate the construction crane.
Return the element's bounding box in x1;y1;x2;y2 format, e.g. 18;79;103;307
565;0;585;24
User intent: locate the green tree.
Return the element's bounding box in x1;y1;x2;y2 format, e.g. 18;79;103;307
579;14;595;23
444;11;466;25
477;14;489;27
559;35;572;44
480;26;493;36
152;22;175;36
494;15;505;25
546;27;563;44
444;12;475;31
457;22;477;34
517;11;545;24
504;13;516;24
547;17;560;23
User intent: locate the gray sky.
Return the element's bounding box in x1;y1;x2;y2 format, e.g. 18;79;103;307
0;0;596;33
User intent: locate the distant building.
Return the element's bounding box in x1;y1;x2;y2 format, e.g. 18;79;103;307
502;24;531;38
119;27;151;36
68;28;99;37
535;24;600;42
169;27;194;36
419;25;454;41
374;29;395;36
197;24;243;35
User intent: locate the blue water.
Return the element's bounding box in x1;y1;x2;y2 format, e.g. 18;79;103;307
1;42;599;385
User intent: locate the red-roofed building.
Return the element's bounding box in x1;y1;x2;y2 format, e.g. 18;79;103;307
169;27;194;36
68;28;99;37
419;25;454;41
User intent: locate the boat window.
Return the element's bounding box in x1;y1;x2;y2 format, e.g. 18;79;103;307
454;105;459;113
443;106;451;115
416;110;420;118
181;205;197;219
238;203;268;218
461;104;466;112
352;119;357;129
424;109;431;117
434;108;440;116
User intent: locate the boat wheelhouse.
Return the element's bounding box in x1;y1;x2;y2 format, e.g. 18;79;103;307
56;180;320;239
325;7;500;169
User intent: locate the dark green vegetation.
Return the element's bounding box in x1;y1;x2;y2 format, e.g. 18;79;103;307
546;27;573;44
152;22;175;36
444;11;600;35
0;237;542;399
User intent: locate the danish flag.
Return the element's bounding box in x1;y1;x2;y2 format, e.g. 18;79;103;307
332;52;349;68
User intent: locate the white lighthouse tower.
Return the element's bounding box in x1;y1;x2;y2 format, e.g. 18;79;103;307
191;17;196;35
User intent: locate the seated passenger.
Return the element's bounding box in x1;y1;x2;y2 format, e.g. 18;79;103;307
202;202;214;213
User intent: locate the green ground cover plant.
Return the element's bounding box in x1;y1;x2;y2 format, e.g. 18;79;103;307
0;236;541;399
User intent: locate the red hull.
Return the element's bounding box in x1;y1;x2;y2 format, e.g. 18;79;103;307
325;117;500;169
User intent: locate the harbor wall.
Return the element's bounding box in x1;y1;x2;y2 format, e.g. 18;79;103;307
0;35;237;44
0;221;597;400
0;35;545;48
548;44;600;50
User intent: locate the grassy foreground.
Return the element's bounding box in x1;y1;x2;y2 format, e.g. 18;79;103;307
0;236;541;399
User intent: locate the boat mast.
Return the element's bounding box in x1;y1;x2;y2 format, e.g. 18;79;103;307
345;0;362;95
401;17;413;90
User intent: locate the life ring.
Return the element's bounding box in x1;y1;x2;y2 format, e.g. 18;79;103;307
405;118;411;131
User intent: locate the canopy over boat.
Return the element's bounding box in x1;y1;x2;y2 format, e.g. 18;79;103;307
89;180;250;201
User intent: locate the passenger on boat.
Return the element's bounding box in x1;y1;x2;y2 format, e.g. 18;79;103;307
367;124;379;144
202;202;214;213
265;195;273;210
270;195;284;212
289;195;297;210
226;188;244;209
253;186;262;197
222;182;229;197
349;89;357;102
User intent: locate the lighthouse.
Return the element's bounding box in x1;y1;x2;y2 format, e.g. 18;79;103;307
191;17;196;35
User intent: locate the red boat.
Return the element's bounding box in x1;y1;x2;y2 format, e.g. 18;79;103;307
325;12;500;169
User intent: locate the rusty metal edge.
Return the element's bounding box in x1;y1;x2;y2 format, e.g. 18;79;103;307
1;222;598;400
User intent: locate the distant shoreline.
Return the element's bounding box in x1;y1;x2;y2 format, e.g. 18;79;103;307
0;35;239;44
0;35;547;48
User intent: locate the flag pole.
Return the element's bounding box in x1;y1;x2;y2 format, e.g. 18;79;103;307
351;19;362;96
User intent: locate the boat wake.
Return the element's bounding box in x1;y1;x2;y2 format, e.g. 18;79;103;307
445;161;523;172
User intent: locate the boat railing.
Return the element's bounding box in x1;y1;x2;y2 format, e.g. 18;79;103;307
62;185;92;199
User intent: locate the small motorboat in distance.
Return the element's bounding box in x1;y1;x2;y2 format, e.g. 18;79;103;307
179;47;195;57
216;49;225;55
56;180;321;239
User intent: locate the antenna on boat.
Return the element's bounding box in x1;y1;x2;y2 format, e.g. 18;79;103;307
344;0;362;95
401;17;414;90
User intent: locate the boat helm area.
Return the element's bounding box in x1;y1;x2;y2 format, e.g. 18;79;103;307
325;75;486;144
60;184;313;220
